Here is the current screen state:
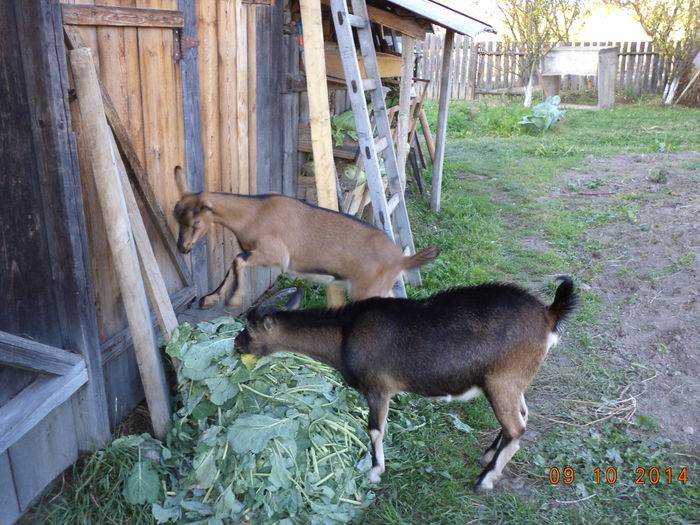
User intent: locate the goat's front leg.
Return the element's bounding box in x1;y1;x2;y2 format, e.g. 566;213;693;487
365;391;391;483
226;242;291;308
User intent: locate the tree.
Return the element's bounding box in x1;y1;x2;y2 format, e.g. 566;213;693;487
607;0;700;103
496;0;591;106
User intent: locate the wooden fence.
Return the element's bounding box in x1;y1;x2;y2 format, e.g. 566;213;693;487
416;34;678;99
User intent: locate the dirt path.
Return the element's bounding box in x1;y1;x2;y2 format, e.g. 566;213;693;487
558;152;700;446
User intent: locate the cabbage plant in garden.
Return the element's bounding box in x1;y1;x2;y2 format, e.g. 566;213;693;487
119;317;375;524
519;95;567;132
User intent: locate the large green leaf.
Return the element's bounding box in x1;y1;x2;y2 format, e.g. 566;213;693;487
228;414;299;454
124;460;160;505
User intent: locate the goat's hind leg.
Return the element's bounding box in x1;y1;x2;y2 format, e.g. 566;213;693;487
480;395;527;467
474;391;526;491
365;391;391;483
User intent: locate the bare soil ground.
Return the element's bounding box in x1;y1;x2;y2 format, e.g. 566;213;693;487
558;151;700;446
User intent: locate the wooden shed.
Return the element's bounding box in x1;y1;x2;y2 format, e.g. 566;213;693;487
1;1;296;521
0;1;492;522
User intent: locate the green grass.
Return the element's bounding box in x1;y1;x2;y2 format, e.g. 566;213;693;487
33;97;699;524
358;97;700;524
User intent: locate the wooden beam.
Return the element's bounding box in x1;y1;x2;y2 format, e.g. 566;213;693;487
0;362;87;455
69;47;171;440
396;36;414;191
320;0;427;39
109;131;179;349
61;4;184;29
0;331;82;376
383;0;492;37
299;0;344;307
430;29;455;212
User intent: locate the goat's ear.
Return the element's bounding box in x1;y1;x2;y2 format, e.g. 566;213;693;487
263;316;275;332
174;165;189;196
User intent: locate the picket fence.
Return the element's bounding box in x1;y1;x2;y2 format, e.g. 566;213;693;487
415;34;679;100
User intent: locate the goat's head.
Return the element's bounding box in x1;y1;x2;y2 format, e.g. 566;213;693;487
173;166;212;254
235;288;304;357
173;193;213;254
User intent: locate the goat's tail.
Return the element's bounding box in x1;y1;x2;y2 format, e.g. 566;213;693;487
547;276;577;330
403;245;440;269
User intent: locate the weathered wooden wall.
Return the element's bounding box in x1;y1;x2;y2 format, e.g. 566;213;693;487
1;2;110;523
416;35;678;99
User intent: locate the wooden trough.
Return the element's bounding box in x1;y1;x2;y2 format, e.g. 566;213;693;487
542;45;620;110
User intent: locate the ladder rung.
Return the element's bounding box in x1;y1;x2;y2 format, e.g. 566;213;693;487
387;193;400;214
374;136;388;152
362;78;378;91
347;13;368;28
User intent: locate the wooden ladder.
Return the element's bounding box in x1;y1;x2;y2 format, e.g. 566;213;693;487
330;0;421;297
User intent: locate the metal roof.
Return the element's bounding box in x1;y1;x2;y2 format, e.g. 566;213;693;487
382;0;496;37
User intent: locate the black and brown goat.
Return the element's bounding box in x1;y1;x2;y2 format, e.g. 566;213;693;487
173;167;439;309
235;278;577;490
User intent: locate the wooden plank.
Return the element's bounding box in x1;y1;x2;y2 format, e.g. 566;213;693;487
430;29;454;213
14;0;110;452
299;0;338;210
282;32;300;197
0;452;20;525
7;399;79;510
0;362;87;456
179;0;208;297
302;0;343;305
321;0;427;39
466;41;478;99
0;331;82;376
110;131;179;347
396;36;414;190
69;47;171;440
62;4;184;28
197;0;224;290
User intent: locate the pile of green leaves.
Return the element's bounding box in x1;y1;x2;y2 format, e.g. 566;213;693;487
519;95;567;132
122;317;375;524
331;110;358;146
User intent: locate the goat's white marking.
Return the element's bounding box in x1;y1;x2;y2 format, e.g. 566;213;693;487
479;438;521;490
546;332;560;352
435;386;483;403
369;429;385;483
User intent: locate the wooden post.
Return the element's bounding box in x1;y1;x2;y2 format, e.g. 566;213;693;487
69;47;170;440
299;0;344;306
597;47;618;109
430;29;455;213
396;36;415;192
418;108;436;162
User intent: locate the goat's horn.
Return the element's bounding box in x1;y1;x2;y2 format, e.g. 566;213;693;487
255;287;303;316
174;165;189;195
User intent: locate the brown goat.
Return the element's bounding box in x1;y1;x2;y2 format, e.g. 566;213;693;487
173;168;439;309
236;278;577;490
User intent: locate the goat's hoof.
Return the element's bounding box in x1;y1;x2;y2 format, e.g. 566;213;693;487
199;295;219;310
473;473;496;492
225;297;243;309
368;467;384;484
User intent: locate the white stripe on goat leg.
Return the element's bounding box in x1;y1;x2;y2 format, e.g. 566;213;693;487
366;392;390;483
